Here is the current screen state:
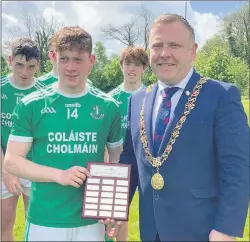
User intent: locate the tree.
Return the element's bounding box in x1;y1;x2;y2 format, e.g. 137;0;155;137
5;9;63;74
1;55;10;76
194;46;249;95
102;55;123;92
101;6;153;49
89;41;110;91
222;3;249;65
101;18;139;47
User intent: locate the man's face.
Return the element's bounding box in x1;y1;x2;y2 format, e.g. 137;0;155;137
121;60;146;85
9;55;39;84
149;21;198;85
56;50;95;88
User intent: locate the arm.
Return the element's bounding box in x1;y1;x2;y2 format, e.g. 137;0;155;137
107;145;122;164
212;86;249;238
1;145;24;195
116;97;138;242
119;96;138;203
4;140;62;183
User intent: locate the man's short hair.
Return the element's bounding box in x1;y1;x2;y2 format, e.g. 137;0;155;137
152;13;195;42
54;26;92;54
120;47;148;66
11;37;40;61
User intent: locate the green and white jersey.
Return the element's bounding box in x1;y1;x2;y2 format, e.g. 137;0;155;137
9;82;122;228
108;83;145;140
1;75;48;157
38;71;58;85
38;71;93;86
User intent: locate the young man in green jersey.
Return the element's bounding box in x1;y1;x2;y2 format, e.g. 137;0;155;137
4;26;123;241
109;47;148;140
107;46;148;241
1;37;46;241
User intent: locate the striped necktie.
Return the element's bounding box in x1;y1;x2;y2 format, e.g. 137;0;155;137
153;87;179;156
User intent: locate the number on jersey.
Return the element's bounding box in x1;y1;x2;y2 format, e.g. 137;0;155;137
16;96;22;104
67;108;78;119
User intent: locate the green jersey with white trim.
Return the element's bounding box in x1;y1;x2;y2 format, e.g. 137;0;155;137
10;83;122;228
1;75;48;157
38;71;58;85
108;83;145;140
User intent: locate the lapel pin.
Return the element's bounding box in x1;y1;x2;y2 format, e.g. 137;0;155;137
185;91;190;96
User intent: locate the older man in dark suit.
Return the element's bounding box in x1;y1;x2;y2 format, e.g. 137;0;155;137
118;13;249;241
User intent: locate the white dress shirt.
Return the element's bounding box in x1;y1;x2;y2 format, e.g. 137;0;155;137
152;68;194;135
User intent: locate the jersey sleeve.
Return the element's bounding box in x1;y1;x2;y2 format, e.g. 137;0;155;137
9;101;33;143
106;102;123;148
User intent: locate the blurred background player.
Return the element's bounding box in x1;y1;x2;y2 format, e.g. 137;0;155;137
1;37;47;241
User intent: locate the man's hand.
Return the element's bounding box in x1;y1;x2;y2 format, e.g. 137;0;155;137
55;166;91;188
99;218;122;239
2;171;24;196
209;229;236;241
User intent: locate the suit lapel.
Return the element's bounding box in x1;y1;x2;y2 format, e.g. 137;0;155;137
143;83;158;155
158;70;201;155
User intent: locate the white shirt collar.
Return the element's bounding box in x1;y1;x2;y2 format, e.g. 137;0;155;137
158;67;194;95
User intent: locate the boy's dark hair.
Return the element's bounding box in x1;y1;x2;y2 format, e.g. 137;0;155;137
11;37;40;61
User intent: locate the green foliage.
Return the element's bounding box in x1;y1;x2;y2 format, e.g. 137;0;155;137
194;46;249;95
1;55;10;76
222;3;249;65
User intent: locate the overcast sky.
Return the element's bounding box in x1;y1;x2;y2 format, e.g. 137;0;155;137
2;1;247;57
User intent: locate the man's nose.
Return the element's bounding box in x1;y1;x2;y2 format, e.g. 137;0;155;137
160;46;171;58
21;67;29;76
66;60;77;71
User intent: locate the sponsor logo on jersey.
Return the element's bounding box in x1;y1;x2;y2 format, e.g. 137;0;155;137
1;94;8;99
41;107;56;114
14;92;25;97
90;105;104;119
65;102;81;108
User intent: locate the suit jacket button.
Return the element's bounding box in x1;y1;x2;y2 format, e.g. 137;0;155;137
154;194;159;200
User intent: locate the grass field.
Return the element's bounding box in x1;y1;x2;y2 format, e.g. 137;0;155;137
14;99;249;241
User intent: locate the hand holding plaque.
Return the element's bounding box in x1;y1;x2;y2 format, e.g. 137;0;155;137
81;162;131;221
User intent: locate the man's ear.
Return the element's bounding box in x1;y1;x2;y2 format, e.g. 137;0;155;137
37;60;41;69
90;54;96;65
8;56;12;66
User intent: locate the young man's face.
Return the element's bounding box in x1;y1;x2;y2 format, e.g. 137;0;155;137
56;50;95;88
121;60;146;84
8;55;40;84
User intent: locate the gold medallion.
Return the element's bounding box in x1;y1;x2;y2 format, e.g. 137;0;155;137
151;172;164;190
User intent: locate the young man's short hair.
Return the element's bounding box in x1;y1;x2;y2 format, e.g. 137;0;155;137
11;37;40;61
54;26;92;54
120;47;148;67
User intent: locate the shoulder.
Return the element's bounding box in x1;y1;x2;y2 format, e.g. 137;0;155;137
37;72;53;81
0;75;10;87
131;84;149;100
108;85;122;97
204;77;240;99
21;85;56;106
89;85;120;108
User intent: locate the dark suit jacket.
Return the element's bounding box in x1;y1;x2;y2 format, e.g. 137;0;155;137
120;70;249;241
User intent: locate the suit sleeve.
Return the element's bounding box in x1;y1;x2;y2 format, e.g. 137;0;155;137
213;85;249;237
119;96;138;204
